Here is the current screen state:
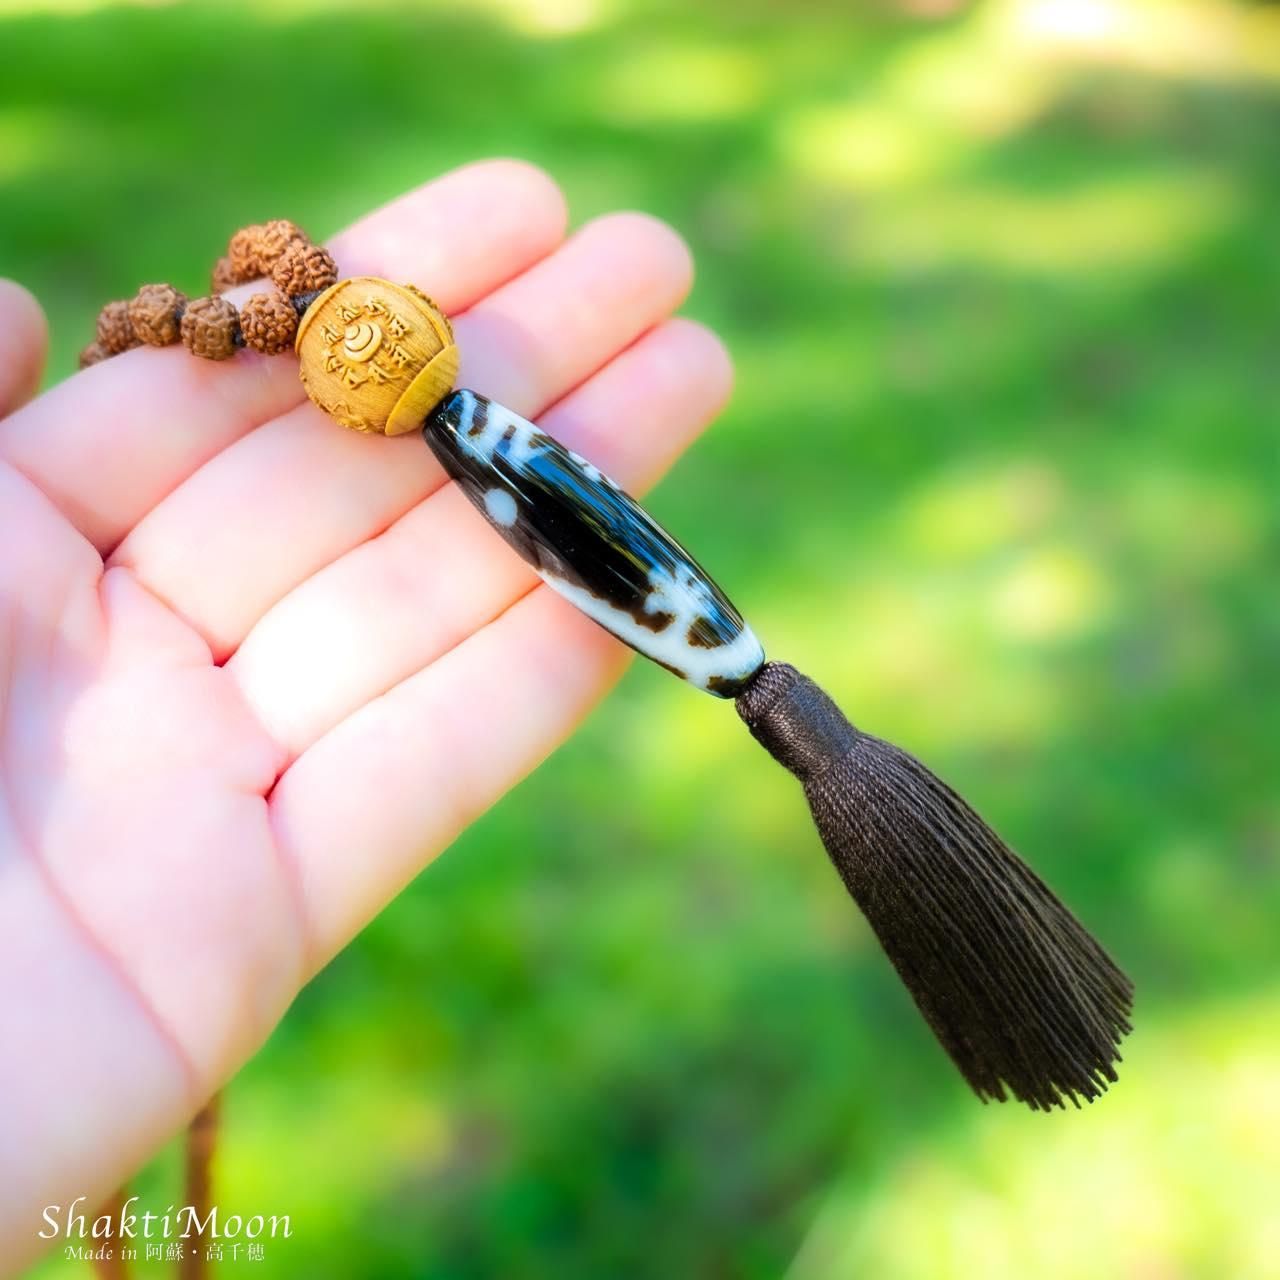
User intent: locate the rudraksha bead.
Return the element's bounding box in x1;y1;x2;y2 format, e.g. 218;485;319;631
79;341;110;369
96;300;138;354
239;291;298;355
211;255;238;294
180;296;240;361
227;225;267;282
257;219;307;271
271;242;338;297
128;283;187;347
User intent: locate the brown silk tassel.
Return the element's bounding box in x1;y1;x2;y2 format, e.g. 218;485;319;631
736;662;1134;1109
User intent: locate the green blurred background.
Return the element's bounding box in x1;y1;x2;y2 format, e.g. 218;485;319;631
5;0;1278;1275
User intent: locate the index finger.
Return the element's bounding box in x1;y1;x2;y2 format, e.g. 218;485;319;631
0;159;568;554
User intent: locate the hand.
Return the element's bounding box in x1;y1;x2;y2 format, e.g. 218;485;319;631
0;159;731;1267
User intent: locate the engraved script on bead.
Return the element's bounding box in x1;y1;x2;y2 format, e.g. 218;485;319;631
295;276;459;435
327;301;411;389
342;321;382;362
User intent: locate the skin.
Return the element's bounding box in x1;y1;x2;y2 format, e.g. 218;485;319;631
0;159;732;1270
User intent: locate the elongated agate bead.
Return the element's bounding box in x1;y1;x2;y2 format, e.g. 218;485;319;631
424;390;765;698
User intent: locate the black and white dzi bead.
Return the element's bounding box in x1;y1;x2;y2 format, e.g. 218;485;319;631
424;390;765;697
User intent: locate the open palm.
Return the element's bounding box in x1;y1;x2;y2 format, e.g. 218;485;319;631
0;159;730;1266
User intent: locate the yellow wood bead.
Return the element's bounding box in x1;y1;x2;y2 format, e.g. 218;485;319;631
295;276;459;435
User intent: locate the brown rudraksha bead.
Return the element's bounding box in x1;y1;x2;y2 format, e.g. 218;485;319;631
271;242;338;297
79;341;110;369
211;255;238;294
180;295;240;361
128;283;187;347
257;219;307;271
239;291;298;355
227;225;267;282
96;300;138;354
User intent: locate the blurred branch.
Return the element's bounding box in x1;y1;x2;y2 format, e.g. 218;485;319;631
179;1094;220;1280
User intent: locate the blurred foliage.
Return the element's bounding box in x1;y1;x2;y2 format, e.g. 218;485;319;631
5;0;1279;1275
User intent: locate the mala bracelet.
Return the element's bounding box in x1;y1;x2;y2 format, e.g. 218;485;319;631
82;220;338;367
83;222;457;438
83;222;1133;1110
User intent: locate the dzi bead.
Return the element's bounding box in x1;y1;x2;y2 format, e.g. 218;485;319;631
424;390;766;698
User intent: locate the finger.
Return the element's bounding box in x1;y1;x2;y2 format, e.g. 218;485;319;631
229;318;732;759
112;214;694;661
272;587;629;965
0;280;48;416
0;159;568;553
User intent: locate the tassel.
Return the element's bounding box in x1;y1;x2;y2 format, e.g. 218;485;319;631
736;662;1133;1109
424;390;1134;1108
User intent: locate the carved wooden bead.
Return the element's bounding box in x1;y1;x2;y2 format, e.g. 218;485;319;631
180;295;240;361
240;291;297;355
96;300;138;354
128;283;187;346
211;255;238;294
79;340;109;369
295;276;458;434
272;242;338;297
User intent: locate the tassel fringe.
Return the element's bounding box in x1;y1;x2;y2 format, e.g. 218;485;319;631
736;662;1133;1110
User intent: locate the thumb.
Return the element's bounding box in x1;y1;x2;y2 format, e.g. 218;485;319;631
0;279;48;417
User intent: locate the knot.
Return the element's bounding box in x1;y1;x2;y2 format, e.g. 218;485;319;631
734;661;861;781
